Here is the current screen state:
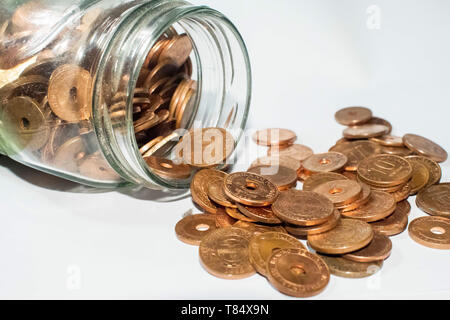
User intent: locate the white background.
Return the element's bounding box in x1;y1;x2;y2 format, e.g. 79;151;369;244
1;0;450;299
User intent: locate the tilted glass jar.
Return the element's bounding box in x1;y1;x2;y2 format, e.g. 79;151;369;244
0;0;251;190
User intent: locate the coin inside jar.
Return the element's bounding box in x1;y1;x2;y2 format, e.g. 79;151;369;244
235;203;282;225
317;253;382;279
302;152;348;174
329;140;382;172
158;34;192;67
272;190;334;226
302;172;348;191
371;200;410;236
266;248;330;297
252;128;297;147
248;232;305;276
403;133;448;163
247;165;297;191
284;209;341;237
78;153;121;181
144;156;192;180
307;219;374;254
408;216;450;249
199;227;255;279
357;154;413;187
267;144;313;163
334;106;372;126
53;136;87;172
343;233;392;262
312;180;362;207
223;172;279;207
175;213;217;245
416;183;450;218
190;169;227;214
343;124;389;139
341;190;396;222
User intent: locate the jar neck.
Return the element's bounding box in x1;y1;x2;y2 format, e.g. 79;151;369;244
92;0;251;189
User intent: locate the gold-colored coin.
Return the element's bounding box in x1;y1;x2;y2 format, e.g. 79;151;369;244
214;207;237;228
307;219;374;254
343;123;389;139
143;131;178;158
233;221;287;235
408;216;450;249
236;203;282;225
169;79;196;118
20;57;65;79
393;183;411;203
342;170;358;180
139;136;164;156
302;152;348;173
266;248;330;297
145;156;192;180
343;233;392;262
224;207;256;222
380;146;413;156
133;111;158;133
143;59;178;89
403;133;448;163
313;180;362;207
252;128;297;147
1;74;48;103
339;183;371;212
406;158;429;195
303;172;349;191
341;190;396;222
207;177;236;208
158;34;193;67
78;153;121;181
272;190;334;226
175;88;196;129
405;155;441;188
199;227;255;279
329;140;382;171
357;154;413;187
48;64;92;122
334;106;372;126
250;155;301;172
175;213;217;245
190;169;227;214
53;136;87;172
370;135;404;147
267;144;313;163
223;172;279;207
371;200;410;236
247;165;297;191
317;253;383;278
416;183;450;218
366;117;392;134
284;209;341;237
296;166;312;182
249;232;305;276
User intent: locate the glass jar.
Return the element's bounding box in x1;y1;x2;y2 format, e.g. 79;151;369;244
0;0;251;190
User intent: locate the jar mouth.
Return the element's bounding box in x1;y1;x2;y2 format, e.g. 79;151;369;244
93;4;251;190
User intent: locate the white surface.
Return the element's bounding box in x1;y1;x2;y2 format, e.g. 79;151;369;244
1;0;450;299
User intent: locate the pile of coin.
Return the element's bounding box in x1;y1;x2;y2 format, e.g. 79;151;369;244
175;106;450;298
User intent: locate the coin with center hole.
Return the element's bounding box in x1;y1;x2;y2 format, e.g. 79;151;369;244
53;136;87;173
247;165;297;191
366;117;392;134
341;190;396;222
302;152;348;173
225;207;256;222
343;233;392;262
340;183;371;212
343;124;389;139
334;106;372;126
78;153;121;181
303;172;348;192
316;253;383;278
284;209;341;237
190;169;227;214
267;144;313;162
330;140;382;171
416;183;450;218
370;135;404;147
370;200;410;236
207;177;236;208
144;156;192;180
408;216;450;249
252;128;297;147
233;221;287;235
403;133;448;163
175;214;218;245
214;207;237;228
236;203;282;224
313;180;362;207
250;155;301;172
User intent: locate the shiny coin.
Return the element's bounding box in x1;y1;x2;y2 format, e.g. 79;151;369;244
371;200;410;236
1;75;48;103
366;117;392;134
144;60;178;89
214;207;237;228
406;158;430;195
207;177;236;208
284;209;341;237
175;213;218;245
133;111;158;133
249;232;305;276
334;106;372;126
252;128;297;147
302;152;348;173
267;248;330;297
139;136;164;156
48;64;92;122
223;172;279;207
341;190;396;222
225;207;256;222
380;146;413;156
236;203;282;225
159;34;193;67
357;154;413;187
403;133;448;163
199;227;255;279
233;221;287;235
416;183;450;218
303;172;349;192
408;216;450;249
313;180;362;207
247;165;297;191
405;155;441;188
267;144;313;163
329;140;382;171
145;156;192;180
190;169;227;214
393;183;411;203
342;171;358;180
370;135;404;147
272;190;334;226
250;155;301;172
78;153;121;181
175;88;196;129
53;136;86;172
340;183;371;212
317;254;382;278
343;124;389;139
307;219;374;254
343;233;392;262
20;57;65;79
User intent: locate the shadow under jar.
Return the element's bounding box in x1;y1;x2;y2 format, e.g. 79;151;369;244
0;0;251;190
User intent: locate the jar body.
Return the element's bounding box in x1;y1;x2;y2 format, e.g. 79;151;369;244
0;0;251;189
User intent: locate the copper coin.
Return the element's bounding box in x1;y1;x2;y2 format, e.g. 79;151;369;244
233;221;287;235
48;64;92;122
175;127;235;168
236;203;282;225
406;159;430;195
199;227;255;279
313;180;362;207
252;128;297;147
175;88;196;129
343;124;389;139
284;209;341;237
408;216;450;249
380;146;413;156
143;38;168;69
357;154;413;187
272;190;334;226
371;200;410;236
340;183;372;212
416;183;450;218
223;172;279;207
341;190;396;222
175;213;217;245
296;166;312;182
317;254;382;278
342;171;358;180
139;136;164;156
53;136;86;172
267;248;330;297
207;178;237;208
190;169;227;214
393;183;411;203
343;233;392;262
1;75;49;103
133;111;158;133
78;153;121;181
267;144;313;162
334;106;372;126
307;219;374;254
20;57;65;79
159;34;192;67
143;131;178;158
405;155;441;188
302;152;348;173
250;155;301;172
225;207;256;222
247;165;297;191
169;79;196;118
370;135;404;147
303;172;349;191
144;60;178;88
145;156;192;180
330;140;382;171
403;133;448;163
214;207;237;228
249;232;305;276
366;117;392;134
